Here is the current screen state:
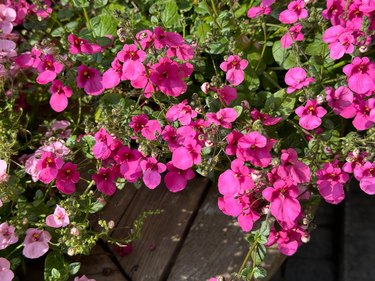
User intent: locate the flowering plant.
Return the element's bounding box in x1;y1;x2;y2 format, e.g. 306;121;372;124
1;0;375;280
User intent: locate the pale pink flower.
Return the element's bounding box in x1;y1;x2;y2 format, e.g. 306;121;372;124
0;160;9;183
74;275;96;281
0;222;18;250
23;228;51;259
0;257;14;281
46;205;70;228
0;5;16;34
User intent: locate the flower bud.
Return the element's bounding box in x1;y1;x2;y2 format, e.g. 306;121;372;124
324;146;333;155
359;46;368;53
262;205;270;215
205;140;214;147
70;227;80;236
201;82;210;94
67;247;76;256
316;94;325;104
301;233;310;243
108;220;115;229
241;100;250;110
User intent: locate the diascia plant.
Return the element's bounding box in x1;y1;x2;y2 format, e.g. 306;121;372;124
0;0;374;280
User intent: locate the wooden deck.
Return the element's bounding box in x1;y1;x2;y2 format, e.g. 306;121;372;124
79;178;262;281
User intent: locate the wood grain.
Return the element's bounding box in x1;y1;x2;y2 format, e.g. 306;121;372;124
111;178;210;281
166;183;249;281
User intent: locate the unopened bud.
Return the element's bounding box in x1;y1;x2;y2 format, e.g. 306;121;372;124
324;146;333;155
70;227;80;236
359;45;368;53
241;100;250;110
262;205;270;215
67;248;76;256
316;94;325;104
201;82;210;94
205;140;214;147
301;233;310;243
22;218;28;225
108;220;115;229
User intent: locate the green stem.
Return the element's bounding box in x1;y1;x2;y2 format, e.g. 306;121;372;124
83;7;92;31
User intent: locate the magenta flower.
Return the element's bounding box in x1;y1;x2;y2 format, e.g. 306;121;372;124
277;148;311;184
30;0;52;18
225;130;243;156
247;0;275;18
117;44;146;81
279;0;308;24
136;29;154;50
166;44;195;61
129;114;148;133
352;98;375;131
141;120;162;140
46;205;70;228
237;131;274;168
153;27;184;49
322;0;345;25
166;100;197;125
93;128;114;160
68;34;101;55
326;86;354;115
0;4;16;34
343;57;375;94
150;57;192;97
215;85;237;106
76;64;104;96
92;167;117;196
284;67;315;94
0;222;18;250
219;55;248;86
295;99;327;130
0;159;9;183
36;152;64;184
263;179;301;229
266;226;305;256
317;161;349;204
250;108;281;126
328;31;355;60
102;58;123;89
140;157;166;189
343;150;367;174
55;162;80;194
206;108;238;129
49;80;72;112
15;47;41;69
281;24;304;48
119;153;143;183
22;228;51;259
354;162;375;195
218;159;254;196
172;139;201;170
36;54;63;85
164;162;195;192
0;258;14;281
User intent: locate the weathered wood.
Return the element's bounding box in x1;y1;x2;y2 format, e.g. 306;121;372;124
77;246;128;281
167;183;249;281
111;178;210;281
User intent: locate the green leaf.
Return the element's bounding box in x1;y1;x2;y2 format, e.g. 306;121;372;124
272;41;297;69
45;252;69;281
81;135;95;159
265;89;296;119
93;0;108;8
253;266;267;279
71;0;89;8
89;201;105;213
161;0;180;28
51;27;65;37
305;35;327;56
233;105;243;117
195;1;210;15
68;262;81;275
90;14;118;37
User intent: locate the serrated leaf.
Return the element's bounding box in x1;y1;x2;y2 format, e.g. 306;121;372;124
71;0;89;8
89;201;105;213
253;266;267;279
90;14;118;37
161;0;180;28
272;41;297;69
233;105;243;117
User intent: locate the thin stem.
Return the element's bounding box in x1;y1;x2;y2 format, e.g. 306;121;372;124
83;7;92;31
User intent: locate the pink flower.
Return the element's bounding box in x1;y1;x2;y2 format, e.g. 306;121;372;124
49;80;72;112
295;99;327;130
237;132;274;168
102;58;122;89
68;34;101;55
0;159;9;183
0;258;14;281
279;0;308;24
0;222;18;250
129;114;148;133
141;120;162;140
277;148;311;184
326;86;354;115
92;167;117;196
206;108;238;129
0;4;16;34
136;29;154;50
281;24;304;48
218;159;254;196
74;275;96;281
225;130;243;156
150;58;192;97
93;128;114;160
117;147;143;183
76;64;104;96
215;85;237;106
36;54;64;85
343;57;375;94
352;98;375;131
15;47;41;69
153;27;184;49
36;152;64;184
30;0;52;18
172;139;201;170
55;162;80;194
117;44;146;81
354;162;375;195
250;108;281;126
284;67;315;93
327;31;355;60
166;100;197;125
23;228;51;259
140;158;166;189
266;226;305;256
166;44;195;61
322;0;345;25
247;0;275;18
343;150;367;174
220;55;248;86
316;161;349;204
164;162;195;192
46;205;70;228
263;179;301;229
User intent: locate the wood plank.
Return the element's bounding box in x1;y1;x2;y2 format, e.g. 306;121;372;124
77;246;128;281
166;183;249;281
111;177;210;281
